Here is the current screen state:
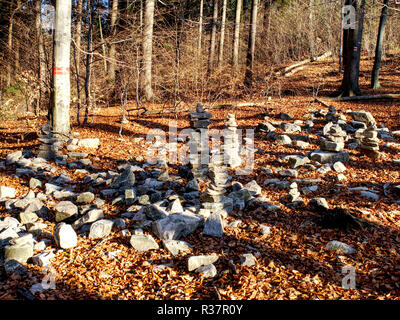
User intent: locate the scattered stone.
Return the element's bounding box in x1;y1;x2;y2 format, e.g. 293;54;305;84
4;259;27;276
54;223;78;249
77;138;100;149
325;240;355;254
259;224;271;235
4;235;34;263
360;190;379;201
203;212;224;237
29;178;42;189
88;219;114;239
279;169;298;178
6;151;23;165
31;251;55;267
333;161;346;173
130;234;159;251
54;201;78;222
275;135;292;145
76;192;95;204
309;150;349;164
244;180;262;196
188;254;219;271
195;264;217;278
240;253;257;267
19;212;39;225
309;197;329;211
0;186;16;198
163;239;192;256
72;209;104;230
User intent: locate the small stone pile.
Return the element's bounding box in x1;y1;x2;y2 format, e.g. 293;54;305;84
222;113;242;168
200;149;229;209
320;122;348;152
360;125;380;159
188;104;212;178
326;105;338;123
37;125;60;161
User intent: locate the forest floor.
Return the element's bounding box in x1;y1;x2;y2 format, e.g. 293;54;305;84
1;54;400;300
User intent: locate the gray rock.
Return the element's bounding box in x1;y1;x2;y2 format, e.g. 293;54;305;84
124;189;136;205
240;253;257;267
19;212;39;225
45;183;62;195
167;198;184;214
0;186;16;198
4;259;27;276
325;240;355;254
333;161;347;173
152;212;203;240
309;197;329;211
259;224;271;235
54;223;78;249
188;254;219;271
6;151;23;165
360;190;379;201
76;192;95;204
112;218;126;230
309;150;350;164
195;264;217;278
163;239;192;256
130;234;159;252
29;178;42;189
281;123;301;133
244;180;262;196
110;165;136;189
55;201;78;222
4;236;34;263
279;169;298;178
31;251;55;267
203;212;224;237
88;219;114;239
320;140;344;152
77;138;100;149
72;209;104;230
186;179;200;191
288;155;310;168
275;135;292;145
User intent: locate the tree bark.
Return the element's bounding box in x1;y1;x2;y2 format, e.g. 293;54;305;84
36;0;46;116
233;0;242;72
83;0;94;125
244;0;258;87
208;0;218;75
142;0;155;100
109;0;118;82
52;0;72;135
308;0;315;61
198;0;204;55
6;0;15;87
371;0;389;89
218;0;227;68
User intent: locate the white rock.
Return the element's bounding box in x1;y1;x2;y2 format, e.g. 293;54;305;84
0;186;16;198
77;138;100;149
54;223;78;249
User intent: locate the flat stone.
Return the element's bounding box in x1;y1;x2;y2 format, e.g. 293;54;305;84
333;161;347;173
167;198;184;214
244;180;262;196
29;178;42;189
19;212;39;225
152;212;203;240
4;259;27;276
54;223;78;249
77;138;100;149
288;156;310;168
31;251;55;267
240;253;257;267
76;192;95;204
124;189;136;205
88;219;114;239
110;165;136;189
55;201;78;222
275;135;292;145
309;150;349;164
6;151;23;165
360;190;379;201
0;186;16;198
279;169;298;178
72;209;104;230
309;197;329;211
188;254;219;271
195;264;217;278
325;240;355;254
259;224;271;235
163;239;192;256
4;242;34;263
320;140;344;152
130;234;159;252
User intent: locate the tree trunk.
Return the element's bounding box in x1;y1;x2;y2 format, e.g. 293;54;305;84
52;0;72;135
233;0;242;72
198;0;204;55
371;0;389;89
244;0;258;87
6;0;15;87
308;0;315;61
142;0;155;100
74;0;82;124
218;0;227;68
109;0;118;82
208;0;218;75
83;0;94;125
338;0;365;97
36;0;46;116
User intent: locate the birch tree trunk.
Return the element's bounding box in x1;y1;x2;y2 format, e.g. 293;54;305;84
36;0;46;116
208;0;218;74
143;0;155;100
109;0;118;82
52;0;72;135
218;0;227;68
6;0;15;87
244;0;258;87
233;0;242;71
371;0;389;89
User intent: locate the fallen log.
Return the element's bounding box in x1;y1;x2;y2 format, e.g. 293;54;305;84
318;93;400;102
281;51;332;75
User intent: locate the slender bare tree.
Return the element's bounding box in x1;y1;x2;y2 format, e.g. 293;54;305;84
208;0;218;74
109;0;118;82
142;0;155;100
198;0;204;55
233;0;242;72
244;0;258;87
218;0;227;68
35;0;46;116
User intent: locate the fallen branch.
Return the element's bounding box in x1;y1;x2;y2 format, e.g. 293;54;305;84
318;93;400;102
280;51;332;76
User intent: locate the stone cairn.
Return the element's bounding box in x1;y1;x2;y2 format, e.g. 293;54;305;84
320;122;348;152
223;113;242;168
200;149;230;213
360;125;380;159
188;104;212;179
37;125;61;161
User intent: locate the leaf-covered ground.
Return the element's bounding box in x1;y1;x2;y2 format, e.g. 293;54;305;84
1;56;400;300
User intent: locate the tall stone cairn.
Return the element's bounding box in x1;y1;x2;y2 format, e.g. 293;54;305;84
222;113;242;168
200;149;229;208
37;125;60;161
320;122;348;152
188;103;212;178
360;125;380;159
